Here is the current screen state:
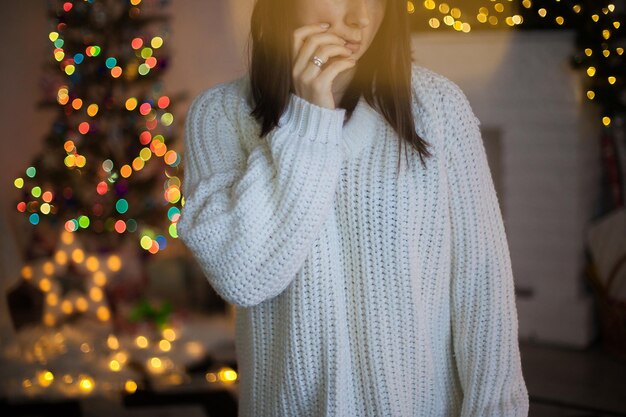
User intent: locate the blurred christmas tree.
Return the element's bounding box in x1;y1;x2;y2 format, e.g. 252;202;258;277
2;0;215;403
13;0;184;256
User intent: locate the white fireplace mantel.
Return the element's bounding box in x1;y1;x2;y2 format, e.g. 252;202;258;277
412;30;599;348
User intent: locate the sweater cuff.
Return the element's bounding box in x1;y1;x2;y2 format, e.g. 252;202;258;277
279;93;346;145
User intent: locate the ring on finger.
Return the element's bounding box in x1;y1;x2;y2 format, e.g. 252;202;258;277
312;55;324;67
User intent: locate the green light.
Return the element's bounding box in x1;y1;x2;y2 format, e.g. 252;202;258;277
78;215;90;228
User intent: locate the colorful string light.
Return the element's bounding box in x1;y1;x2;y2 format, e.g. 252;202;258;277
14;0;182;254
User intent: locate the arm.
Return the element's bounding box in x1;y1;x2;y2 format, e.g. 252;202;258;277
442;80;529;417
177;85;345;308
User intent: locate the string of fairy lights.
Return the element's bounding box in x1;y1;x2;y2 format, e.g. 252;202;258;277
408;0;624;132
408;0;522;32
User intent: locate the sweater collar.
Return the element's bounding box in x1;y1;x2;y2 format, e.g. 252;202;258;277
237;74;380;160
341;94;381;161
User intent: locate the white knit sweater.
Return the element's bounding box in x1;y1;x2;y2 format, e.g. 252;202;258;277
177;63;529;417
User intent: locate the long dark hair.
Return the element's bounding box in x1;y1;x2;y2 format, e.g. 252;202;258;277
245;0;433;172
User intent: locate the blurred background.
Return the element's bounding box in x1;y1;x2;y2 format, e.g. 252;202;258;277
1;0;625;416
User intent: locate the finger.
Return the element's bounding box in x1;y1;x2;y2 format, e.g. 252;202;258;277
293;33;349;76
297;43;352;79
314;58;357;90
292;23;331;60
295;31;346;64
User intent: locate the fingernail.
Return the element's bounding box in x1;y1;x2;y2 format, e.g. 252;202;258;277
320;23;330;28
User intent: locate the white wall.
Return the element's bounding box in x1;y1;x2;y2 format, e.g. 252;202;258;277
412;30;600;348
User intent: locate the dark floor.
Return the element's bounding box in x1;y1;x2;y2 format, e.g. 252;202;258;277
4;338;625;416
521;338;626;417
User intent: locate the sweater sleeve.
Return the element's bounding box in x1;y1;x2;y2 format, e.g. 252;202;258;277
442;80;530;417
177;85;346;308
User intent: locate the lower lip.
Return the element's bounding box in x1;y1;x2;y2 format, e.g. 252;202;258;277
345;42;361;53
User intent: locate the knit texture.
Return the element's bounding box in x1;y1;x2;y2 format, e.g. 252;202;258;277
177;63;530;417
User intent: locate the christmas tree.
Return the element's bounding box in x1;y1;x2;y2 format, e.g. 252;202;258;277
13;0;183;256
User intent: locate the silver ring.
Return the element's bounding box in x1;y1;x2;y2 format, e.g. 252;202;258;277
312;55;323;67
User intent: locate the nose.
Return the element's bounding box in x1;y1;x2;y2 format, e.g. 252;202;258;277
345;0;370;30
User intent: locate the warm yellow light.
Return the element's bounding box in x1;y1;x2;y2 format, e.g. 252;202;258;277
21;265;33;280
185;341;204;359
135;335;149;349
39;278;52;292
78;375;94;393
125;379;138;393
587;67;596;77
107;334;120;350
115;351;129;364
75;296;88;312
61;230;74;245
587;90;596;100
86;256;99;272
89;287;103;302
109;359;121;371
603;116;611;126
147;357;165;374
96;306;110;321
43;313;56;326
162;328;177;341
72;248;85;264
43;261;55;275
93;271;107;286
61;299;73;314
159;339;171;352
217;367;238;383
55;250;68;265
37;370;54;387
107;255;122;271
46;293;58;306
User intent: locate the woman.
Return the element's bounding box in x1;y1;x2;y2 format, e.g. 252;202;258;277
177;0;530;416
